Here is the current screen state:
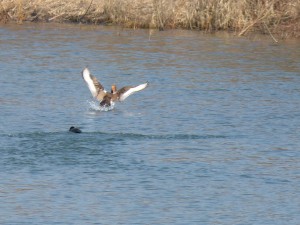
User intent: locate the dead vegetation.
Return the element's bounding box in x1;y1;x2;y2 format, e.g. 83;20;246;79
1;0;299;38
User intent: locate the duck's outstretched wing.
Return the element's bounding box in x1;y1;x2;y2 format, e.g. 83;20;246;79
82;68;106;101
117;82;148;101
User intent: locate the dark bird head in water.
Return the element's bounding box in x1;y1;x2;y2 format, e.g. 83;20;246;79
69;126;82;133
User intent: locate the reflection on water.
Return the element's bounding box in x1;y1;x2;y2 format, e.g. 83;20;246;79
0;23;300;225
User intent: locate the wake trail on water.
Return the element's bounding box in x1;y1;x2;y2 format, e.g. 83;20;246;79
3;131;228;141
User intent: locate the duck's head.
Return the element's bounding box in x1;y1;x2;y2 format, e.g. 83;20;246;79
111;84;117;94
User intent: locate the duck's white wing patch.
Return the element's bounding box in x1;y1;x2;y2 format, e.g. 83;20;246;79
82;68;97;98
119;82;148;101
82;68;105;99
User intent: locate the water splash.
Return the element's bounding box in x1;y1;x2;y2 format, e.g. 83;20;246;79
86;100;115;112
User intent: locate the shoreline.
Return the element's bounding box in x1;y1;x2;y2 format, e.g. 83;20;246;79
1;0;299;39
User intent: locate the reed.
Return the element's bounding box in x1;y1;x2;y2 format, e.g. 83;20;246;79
1;0;299;38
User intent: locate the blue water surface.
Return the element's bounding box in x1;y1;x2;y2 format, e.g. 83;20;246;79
0;23;300;224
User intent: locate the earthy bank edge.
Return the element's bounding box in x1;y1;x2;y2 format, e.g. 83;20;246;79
1;0;299;38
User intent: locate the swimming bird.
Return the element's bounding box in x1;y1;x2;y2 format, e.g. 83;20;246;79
69;126;82;133
82;68;148;107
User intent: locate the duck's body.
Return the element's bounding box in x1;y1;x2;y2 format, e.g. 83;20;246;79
82;68;148;107
69;126;82;133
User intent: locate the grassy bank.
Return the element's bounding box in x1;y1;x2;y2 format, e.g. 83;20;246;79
1;0;299;38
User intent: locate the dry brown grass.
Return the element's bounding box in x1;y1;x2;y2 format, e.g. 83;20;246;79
1;0;299;38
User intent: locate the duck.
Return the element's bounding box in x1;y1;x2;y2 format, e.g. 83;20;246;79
69;126;82;133
82;68;148;107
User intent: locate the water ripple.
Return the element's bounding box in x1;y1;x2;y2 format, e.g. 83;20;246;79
2;131;228;141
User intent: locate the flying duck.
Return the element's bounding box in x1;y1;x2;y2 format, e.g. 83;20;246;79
82;68;148;107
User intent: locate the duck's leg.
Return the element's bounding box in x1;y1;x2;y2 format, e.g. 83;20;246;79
100;96;111;107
